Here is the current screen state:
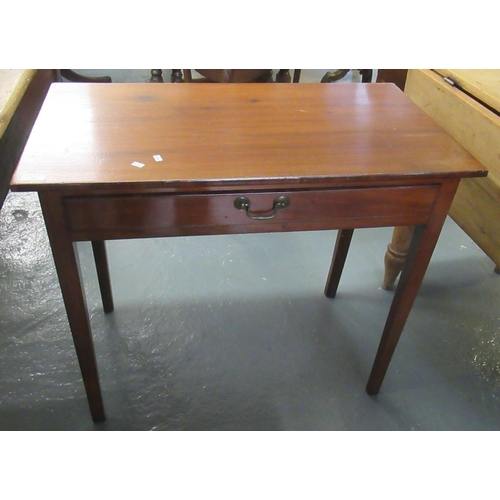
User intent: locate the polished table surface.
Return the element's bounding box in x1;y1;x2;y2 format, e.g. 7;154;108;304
11;82;485;188
10;83;487;422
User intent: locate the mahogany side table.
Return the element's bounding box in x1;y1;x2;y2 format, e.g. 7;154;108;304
10;82;487;422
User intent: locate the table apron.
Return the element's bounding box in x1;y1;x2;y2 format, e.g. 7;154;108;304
63;185;439;241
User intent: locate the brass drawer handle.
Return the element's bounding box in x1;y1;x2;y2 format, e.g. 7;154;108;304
234;195;290;220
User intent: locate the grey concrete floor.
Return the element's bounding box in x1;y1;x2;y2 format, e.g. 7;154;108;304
1;70;499;430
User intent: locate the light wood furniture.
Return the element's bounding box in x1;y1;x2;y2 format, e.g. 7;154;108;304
0;69;55;208
0;70;36;136
383;69;500;289
10;82;486;422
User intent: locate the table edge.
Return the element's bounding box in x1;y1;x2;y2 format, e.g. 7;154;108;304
10;170;489;194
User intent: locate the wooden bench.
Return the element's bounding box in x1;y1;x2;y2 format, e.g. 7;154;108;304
0;69;55;208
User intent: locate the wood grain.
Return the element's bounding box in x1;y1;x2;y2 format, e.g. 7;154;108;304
367;178;461;394
434;69;500;113
324;229;354;298
406;70;499;187
10;83;486;193
405;69;500;269
0;69;36;137
13;80;491;419
449;178;500;267
64;185;439;240
1;70;55;208
39;191;105;422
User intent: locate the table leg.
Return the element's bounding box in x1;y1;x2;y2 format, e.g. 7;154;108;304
324;229;354;298
39;193;105;422
150;69;164;83
276;70;291;83
382;226;415;290
366;179;460;395
91;241;114;313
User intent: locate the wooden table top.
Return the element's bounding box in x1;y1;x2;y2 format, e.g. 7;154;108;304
0;69;37;138
11;82;487;192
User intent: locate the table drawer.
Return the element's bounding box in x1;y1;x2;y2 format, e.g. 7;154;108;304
65;185;439;239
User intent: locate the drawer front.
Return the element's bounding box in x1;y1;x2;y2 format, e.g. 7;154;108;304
65;185;439;239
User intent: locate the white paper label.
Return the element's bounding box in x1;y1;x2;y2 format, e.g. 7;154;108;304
131;161;145;168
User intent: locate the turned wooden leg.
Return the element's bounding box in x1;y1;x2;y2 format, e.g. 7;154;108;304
172;70;185;83
91;241;114;313
382;226;415;290
276;69;291;83
39;193;105;422
150;69;164;83
325;229;354;298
